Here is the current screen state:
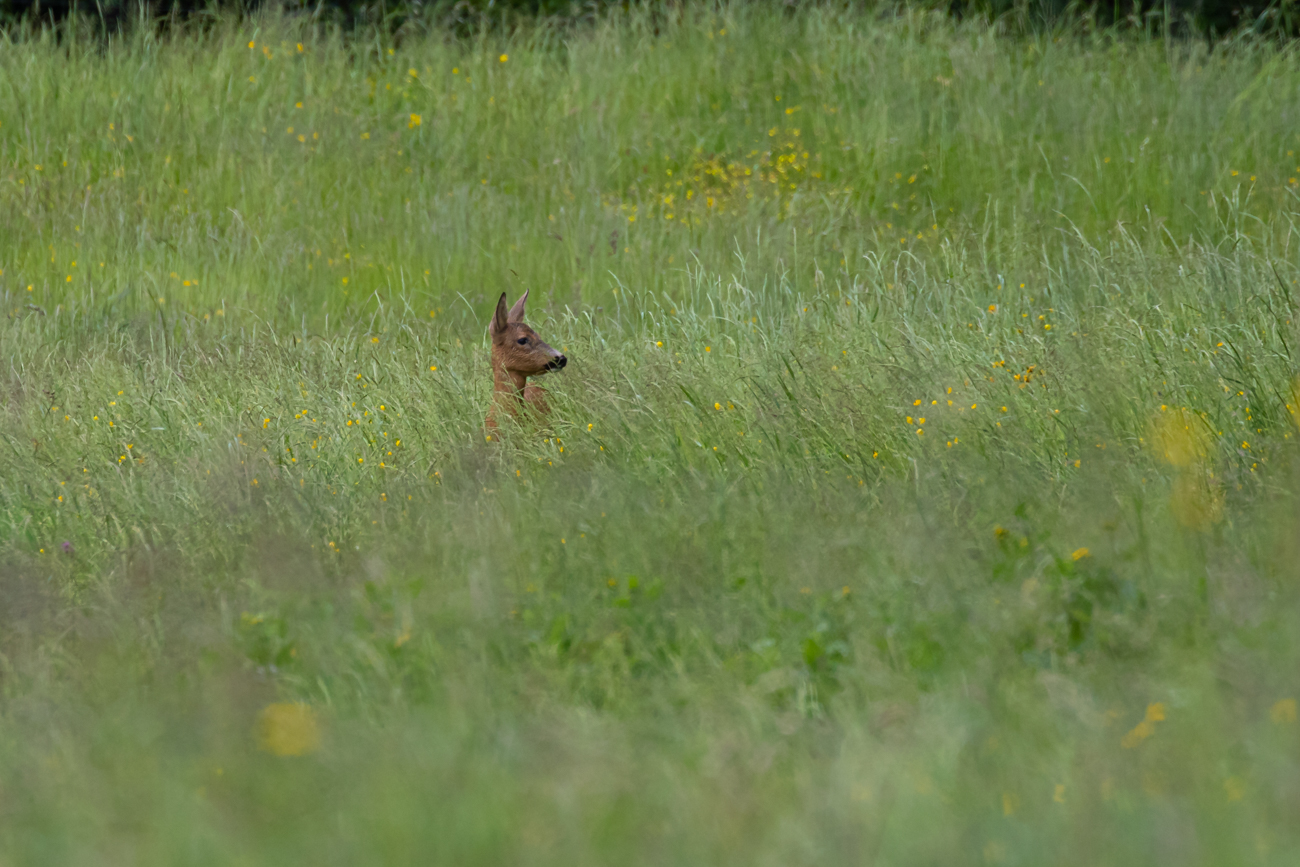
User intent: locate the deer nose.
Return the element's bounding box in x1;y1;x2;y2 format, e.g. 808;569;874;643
548;354;567;371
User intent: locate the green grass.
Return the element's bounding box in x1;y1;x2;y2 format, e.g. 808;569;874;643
2;3;1300;863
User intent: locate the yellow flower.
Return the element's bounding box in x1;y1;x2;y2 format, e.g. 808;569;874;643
714;402;722;410
256;703;321;756
1121;703;1166;748
499;54;509;62
409;114;422;128
1072;547;1089;560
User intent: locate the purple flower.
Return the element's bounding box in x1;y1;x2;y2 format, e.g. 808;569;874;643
61;541;73;554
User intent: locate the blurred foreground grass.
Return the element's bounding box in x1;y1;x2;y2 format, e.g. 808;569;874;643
1;4;1300;863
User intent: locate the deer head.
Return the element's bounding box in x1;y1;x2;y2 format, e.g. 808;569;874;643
488;290;567;386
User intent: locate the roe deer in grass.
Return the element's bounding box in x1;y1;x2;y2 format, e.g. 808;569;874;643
484;290;567;439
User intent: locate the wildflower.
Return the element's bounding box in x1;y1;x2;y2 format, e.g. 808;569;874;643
499;54;508;63
1072;547;1089;560
409;114;421;128
1121;702;1166;749
256;703;321;756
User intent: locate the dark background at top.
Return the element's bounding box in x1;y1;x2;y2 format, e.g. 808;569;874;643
0;0;1295;39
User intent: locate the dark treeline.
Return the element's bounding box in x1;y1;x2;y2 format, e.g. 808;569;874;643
0;0;1295;38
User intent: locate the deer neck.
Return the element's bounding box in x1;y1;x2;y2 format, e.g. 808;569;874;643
492;357;528;411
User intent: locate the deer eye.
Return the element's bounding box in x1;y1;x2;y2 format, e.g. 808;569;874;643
516;337;529;345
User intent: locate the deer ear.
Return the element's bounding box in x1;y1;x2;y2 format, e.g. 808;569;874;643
507;289;529;323
490;293;510;337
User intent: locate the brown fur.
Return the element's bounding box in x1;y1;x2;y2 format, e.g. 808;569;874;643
484;291;567;439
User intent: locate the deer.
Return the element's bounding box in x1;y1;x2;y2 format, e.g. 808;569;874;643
484;290;567;440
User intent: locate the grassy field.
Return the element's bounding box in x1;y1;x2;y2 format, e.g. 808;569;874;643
1;3;1299;862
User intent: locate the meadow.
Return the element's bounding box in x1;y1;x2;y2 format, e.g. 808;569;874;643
1;3;1299;862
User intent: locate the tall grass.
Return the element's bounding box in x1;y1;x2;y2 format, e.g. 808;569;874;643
1;4;1299;863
